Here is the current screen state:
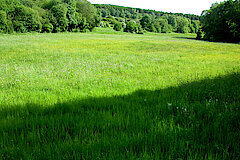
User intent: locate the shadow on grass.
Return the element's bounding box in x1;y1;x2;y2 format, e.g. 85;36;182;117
173;36;199;41
174;36;240;44
0;73;240;159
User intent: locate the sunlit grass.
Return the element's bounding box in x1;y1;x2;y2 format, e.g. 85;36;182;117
0;29;239;159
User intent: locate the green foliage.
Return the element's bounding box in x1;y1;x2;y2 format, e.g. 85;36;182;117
140;15;151;30
76;0;100;31
51;3;68;32
0;0;99;33
0;10;7;32
176;16;190;33
149;23;157;32
196;28;204;40
124;21;142;34
42;23;53;33
158;18;172;33
192;20;199;33
201;0;240;42
0;1;201;34
152;20;161;33
124;21;136;33
113;21;122;31
95;4;200;35
99;21;109;28
168;15;177;30
66;4;78;31
11;5;42;32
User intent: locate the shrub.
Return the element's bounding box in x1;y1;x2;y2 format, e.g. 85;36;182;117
113;22;122;31
42;23;53;33
124;21;136;33
196;28;204;40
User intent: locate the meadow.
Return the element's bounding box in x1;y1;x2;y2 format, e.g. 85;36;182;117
0;28;240;159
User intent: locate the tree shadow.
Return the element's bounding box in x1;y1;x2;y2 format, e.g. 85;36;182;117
173;36;200;41
1;73;240;159
174;36;240;44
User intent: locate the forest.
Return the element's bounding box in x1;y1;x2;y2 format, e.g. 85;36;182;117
94;4;200;34
0;0;101;33
0;0;200;34
0;0;239;42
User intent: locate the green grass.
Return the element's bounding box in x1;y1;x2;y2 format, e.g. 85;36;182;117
0;28;240;159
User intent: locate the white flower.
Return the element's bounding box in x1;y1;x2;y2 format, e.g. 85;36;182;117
168;103;172;106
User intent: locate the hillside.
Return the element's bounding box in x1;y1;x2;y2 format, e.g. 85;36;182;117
94;4;200;34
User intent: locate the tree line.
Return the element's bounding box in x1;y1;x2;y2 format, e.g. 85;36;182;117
0;0;100;33
0;0;239;43
0;0;200;34
95;4;200;34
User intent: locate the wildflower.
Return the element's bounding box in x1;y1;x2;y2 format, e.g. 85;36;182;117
168;103;172;106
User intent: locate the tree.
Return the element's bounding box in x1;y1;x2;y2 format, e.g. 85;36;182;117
76;0;100;31
11;5;42;33
201;0;240;42
168;15;177;31
176;16;190;33
140;15;151;30
158;18;172;33
51;3;68;32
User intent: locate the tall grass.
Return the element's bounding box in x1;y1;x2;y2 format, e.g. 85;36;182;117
0;29;239;159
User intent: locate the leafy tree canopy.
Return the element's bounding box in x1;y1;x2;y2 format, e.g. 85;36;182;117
201;0;240;42
0;0;100;33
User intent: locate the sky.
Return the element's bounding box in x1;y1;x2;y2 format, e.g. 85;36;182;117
88;0;225;15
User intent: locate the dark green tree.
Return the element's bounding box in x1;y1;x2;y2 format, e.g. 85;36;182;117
201;0;240;42
124;21;137;33
140;15;151;30
168;15;177;31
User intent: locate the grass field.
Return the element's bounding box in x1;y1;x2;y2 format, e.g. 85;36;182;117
0;28;240;159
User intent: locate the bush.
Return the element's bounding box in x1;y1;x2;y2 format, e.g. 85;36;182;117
121;22;126;29
99;21;109;28
196;28;204;40
42;23;53;33
124;21;143;34
124;21;136;33
113;22;122;31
